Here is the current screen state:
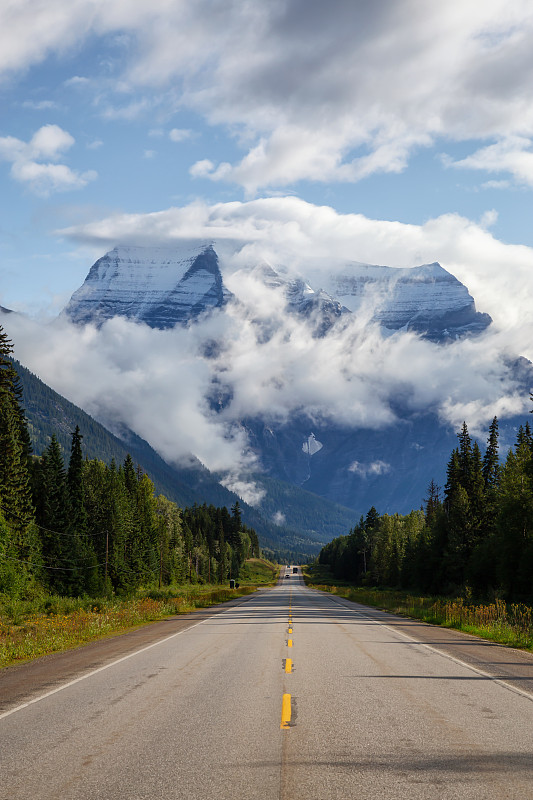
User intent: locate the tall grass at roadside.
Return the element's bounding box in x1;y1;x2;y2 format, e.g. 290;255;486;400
0;584;255;668
305;574;533;651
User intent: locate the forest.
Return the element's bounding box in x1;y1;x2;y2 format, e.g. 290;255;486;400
318;415;533;603
0;325;259;598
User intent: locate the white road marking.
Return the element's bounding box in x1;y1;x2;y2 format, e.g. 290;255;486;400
0;595;257;721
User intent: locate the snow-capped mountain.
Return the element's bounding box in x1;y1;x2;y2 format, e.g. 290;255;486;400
65;242;491;342
65;243;231;328
58;240;510;524
320;261;491;341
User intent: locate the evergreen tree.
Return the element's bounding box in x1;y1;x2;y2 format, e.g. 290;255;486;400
482;416;500;490
457;421;473;493
424;479;441;527
217;522;228;582
123;454;137;497
0;393;34;533
67;426;87;535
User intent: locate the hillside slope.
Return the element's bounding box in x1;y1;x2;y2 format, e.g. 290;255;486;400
15;360;355;554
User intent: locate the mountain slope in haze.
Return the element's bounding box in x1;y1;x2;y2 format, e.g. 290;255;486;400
15;359;353;552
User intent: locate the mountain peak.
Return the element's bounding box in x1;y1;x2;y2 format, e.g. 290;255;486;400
64;242;232;328
324;260;491;341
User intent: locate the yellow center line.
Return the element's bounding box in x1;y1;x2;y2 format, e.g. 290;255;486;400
288;639;293;647
288;627;293;634
285;658;292;674
280;693;292;729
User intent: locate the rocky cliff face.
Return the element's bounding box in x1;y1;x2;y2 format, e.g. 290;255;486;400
64;243;232;328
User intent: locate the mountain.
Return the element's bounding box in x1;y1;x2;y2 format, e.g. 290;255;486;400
241;263;350;337
64;243;232;328
318;261;491;342
56;240;512;523
64;243;491;342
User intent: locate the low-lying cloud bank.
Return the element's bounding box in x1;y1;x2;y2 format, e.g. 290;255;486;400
4;293;530;504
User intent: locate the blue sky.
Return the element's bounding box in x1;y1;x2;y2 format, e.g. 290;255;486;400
1;0;533;318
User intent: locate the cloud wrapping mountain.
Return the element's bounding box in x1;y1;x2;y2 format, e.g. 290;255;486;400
5;226;531;508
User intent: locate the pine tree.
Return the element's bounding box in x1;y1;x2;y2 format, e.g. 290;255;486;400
0;393;34;533
0;328;36;584
37;436;77;592
457;421;473;493
67;426;87;535
217;522;228;582
482;416;500;490
123;454;137;497
424;479;441;526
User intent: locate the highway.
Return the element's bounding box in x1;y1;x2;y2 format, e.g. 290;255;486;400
1;573;533;799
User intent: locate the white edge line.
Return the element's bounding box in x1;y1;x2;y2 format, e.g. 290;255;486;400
0;594;257;722
318;590;533;703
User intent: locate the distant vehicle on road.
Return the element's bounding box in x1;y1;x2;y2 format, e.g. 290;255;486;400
292;566;298;573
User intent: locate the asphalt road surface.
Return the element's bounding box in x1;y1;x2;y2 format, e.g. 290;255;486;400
1;574;533;799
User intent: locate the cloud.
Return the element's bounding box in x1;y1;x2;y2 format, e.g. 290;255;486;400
169;128;193;143
349;461;392;478
0;124;97;196
3;2;533;189
58;195;533;339
22;99;60;110
5;210;533;504
445;136;533;187
481;179;511;190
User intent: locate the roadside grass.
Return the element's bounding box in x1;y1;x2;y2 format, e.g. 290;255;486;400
238;557;280;584
304;565;533;652
0;560;278;669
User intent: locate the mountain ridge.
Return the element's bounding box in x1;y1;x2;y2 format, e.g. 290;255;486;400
65;242;491;341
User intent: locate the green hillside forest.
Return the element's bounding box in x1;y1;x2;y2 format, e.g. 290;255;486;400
318;415;533;604
0;325;260;597
14;352;346;560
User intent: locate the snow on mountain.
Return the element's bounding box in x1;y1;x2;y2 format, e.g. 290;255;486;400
54;240;517;525
64;243;232;328
64;242;491;342
323;261;491;341
239;262;349;336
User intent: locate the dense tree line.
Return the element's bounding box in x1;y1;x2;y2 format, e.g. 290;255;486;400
0;325;259;597
319;416;533;603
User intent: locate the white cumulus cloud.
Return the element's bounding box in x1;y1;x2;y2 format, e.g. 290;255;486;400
0;124;97;196
3;2;533;189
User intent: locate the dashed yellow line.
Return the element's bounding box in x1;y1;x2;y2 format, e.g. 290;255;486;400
285;658;292;674
288;639;293;648
280;693;292;729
